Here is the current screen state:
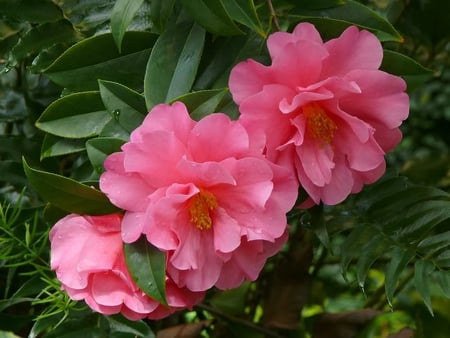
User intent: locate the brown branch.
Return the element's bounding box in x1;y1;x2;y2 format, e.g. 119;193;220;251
267;0;281;31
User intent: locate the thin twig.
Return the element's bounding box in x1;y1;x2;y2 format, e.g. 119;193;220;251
267;0;281;31
197;303;285;338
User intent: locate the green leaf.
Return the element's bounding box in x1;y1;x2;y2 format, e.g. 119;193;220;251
144;22;205;108
381;50;433;92
35;91;111;138
222;0;265;37
98;80;147;132
180;0;243;36
194;32;264;90
9;20;79;64
172;88;229;120
0;0;63;23
99;119;131;140
384;247;415;306
124;237;167;305
210;282;250;315
44;32;157;91
86;137;125;174
23;158;118;215
40;134;86;160
436;270;450;298
103;315;155;338
414;260;434;315
290;0;403;42
111;0;144;53
149;0;176;34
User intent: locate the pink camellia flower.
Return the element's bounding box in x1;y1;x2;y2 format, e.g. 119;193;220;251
50;213;204;320
229;23;409;205
100;102;298;292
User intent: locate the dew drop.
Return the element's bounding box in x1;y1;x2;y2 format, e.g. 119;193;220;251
112;109;121;120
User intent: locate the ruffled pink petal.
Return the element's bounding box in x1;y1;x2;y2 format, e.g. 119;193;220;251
271;39;328;88
320;155;355;205
100;153;152;212
121;211;147;243
176;158;236;187
131;102;195;145
123;131;186;187
297;139;335;187
341;69;409;128
188;113;250;162
212;208;242;253
322;26;383;77
229;59;273;104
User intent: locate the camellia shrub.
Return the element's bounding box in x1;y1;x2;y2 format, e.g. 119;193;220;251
1;0;449;337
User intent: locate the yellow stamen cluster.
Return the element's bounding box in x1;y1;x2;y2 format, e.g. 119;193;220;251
303;103;337;146
188;189;218;230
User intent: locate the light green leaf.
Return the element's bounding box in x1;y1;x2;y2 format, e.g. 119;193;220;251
23;158;119;215
40;134;86;160
144;22;205;108
290;0;403;42
86;137;125;174
36;91;111;138
0;331;21;338
221;0;266;37
124;237;167;305
180;0;243;36
44;32;157;91
98;80;147;133
0;0;63;23
111;0;144;53
414;260;434;315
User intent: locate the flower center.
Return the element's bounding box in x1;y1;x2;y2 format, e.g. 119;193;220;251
188;189;218;230
302;103;337;145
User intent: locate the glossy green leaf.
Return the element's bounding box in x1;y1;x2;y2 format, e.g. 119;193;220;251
86;137;125;174
222;0;265;37
436;270;450;298
9;20;79;64
290;0;403;42
194;33;264;90
384;247;415;306
355;234;388;289
180;0;243;36
0;0;63;23
381;50;433;92
414;260;434;315
40;134;86;160
172;88;229;120
418;231;450;257
36;91;111;138
124;237;167;305
23;158;118;215
98;80;147;132
44;32;157;91
111;0;144;53
210;282;250;315
104;315;155;338
144;22;205;108
99;119;131;140
296;0;345;10
149;0;176;34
